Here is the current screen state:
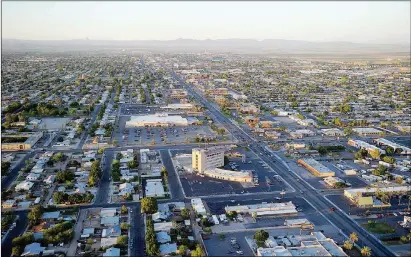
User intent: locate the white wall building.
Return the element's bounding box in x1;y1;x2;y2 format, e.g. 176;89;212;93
125;114;189;128
192;147;225;172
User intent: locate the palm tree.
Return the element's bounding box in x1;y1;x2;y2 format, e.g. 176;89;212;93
349;232;358;243
360;246;372;256
343;240;353;250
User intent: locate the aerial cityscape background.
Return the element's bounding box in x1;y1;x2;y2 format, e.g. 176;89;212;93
1;1;410;257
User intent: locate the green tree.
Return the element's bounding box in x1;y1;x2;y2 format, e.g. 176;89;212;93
181;208;190;219
52;152;65;162
76;124;85;133
395;177;404;184
254;230;269;247
385;146;394;155
117;235;128;246
121;205;128;214
191;245;204;257
349;232;358;243
291;101;299;108
55;171;75;183
382;156;395;164
121;223;130;230
270;110;279;116
1;161;11;176
53;191;66;204
343;240;353;250
369;149;381;159
28;205;43;224
361;246;372;257
127;160;137;169
178;245;188;256
141;197;158;214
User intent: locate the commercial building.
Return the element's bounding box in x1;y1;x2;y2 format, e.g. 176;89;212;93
284;219;313;227
160;103;194;110
203;168;253;182
255;232;347;257
297;159;335;177
352;127;384;137
374;138;411;155
1;132;44;151
192;147;225;172
321;128;344;137
323;177;345;187
145;179;166;198
125;114;189;128
225;202;298;217
265;131;281;139
170;89;188;99
290;129;315;139
344;186;411;207
206;87;229;96
239;103;260;114
191;198;207;215
348;139;386;155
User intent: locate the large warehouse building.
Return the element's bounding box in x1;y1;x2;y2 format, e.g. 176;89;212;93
225;202;298;217
125;113;189;127
203;168;253;182
344;186;410;207
1;132;44;151
297;158;335;177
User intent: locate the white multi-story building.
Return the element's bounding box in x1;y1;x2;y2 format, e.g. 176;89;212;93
192;147;225;172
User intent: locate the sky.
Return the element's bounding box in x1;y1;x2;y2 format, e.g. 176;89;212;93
2;1;410;44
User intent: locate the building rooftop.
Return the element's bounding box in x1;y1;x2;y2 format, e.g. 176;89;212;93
299;159;334;174
204;168;252;178
345;185;411;196
126;113;188;124
352;127;383;133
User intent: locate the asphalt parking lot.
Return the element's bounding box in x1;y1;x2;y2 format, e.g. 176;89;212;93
204;196;331;227
203;232;254;257
120;123;216;145
325;194;411;216
170;148;293;197
204;225;345;257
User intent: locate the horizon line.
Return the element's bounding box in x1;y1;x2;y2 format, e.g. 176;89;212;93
3;38;410;45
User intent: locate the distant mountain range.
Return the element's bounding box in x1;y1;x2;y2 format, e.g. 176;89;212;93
2;38;410;55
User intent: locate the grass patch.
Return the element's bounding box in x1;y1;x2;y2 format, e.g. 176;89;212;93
361;222;395;234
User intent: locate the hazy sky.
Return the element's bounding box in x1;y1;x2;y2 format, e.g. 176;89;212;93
2;1;410;44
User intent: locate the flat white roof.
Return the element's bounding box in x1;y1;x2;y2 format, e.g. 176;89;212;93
299;159;334;174
145;179;165;197
345;185;411;196
225;201;297;213
375;138;411;151
204;168;251;178
126;114;187;125
353;127;382;133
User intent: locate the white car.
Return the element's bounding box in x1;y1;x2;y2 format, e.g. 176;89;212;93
236;251;243;255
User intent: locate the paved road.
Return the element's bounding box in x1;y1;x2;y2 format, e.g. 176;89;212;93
129;206;145;257
77;104;101;149
1;212;29;257
1;151;36;190
94;150;114;205
160;149;185;200
172;71;396;257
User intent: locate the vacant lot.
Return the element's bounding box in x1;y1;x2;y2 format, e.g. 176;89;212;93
361;222;395;234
